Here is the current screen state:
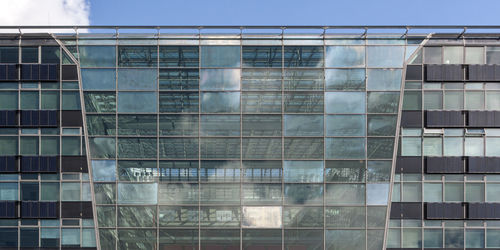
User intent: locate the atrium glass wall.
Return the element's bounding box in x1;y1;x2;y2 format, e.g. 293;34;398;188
78;34;419;250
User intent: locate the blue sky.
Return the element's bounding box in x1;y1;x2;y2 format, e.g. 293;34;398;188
88;0;500;25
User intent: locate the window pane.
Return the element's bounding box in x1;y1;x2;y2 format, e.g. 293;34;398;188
118;206;156;227
284;92;323;113
284;115;323;136
325;160;365;182
465;137;484;156
284;229;323;250
62;91;81;110
242;115;281;136
486;91;500;110
62;228;80;247
118;138;157;158
325;68;365;90
0;137;18;155
284;138;323;159
159;115;198;136
21;91;39;109
200;160;240;182
465;47;484;64
87;115;116;136
367;161;391;182
159;92;198;113
326;184;365;205
424;47;442;64
444;91;464;110
200;138;240;159
326;230;365;250
325;46;365;67
242;184;282;205
159;69;199;90
41;91;59;109
325;92;365;113
284;161;323;183
118;183;158;204
283;207;322;227
242;69;282;90
62;182;80;201
159;183;198;205
242;92;281;113
41;46;59;63
200;69;240;91
402;137;421;156
20;136;38;155
326;138;365;159
89;137;115;158
445;183;463;202
367;46;404;67
159;46;199;67
367;69;402;91
443;46;463;64
403;91;421;110
159;161;199;182
424;183;442;202
487;184;500;202
243;229;281;249
325;207;365;228
201;92;240;113
465;91;484;110
367;137;394;159
367;92;399;113
0;91;18;110
201;46;240;67
118;115;157;135
84;92;116;113
82;68;116;90
423;137;442;156
0;183;18;200
326;115;365;136
159;207;199;227
79;46;116;67
368;115;397;136
0;47;18;63
118;68;157;90
242;46;282;67
118;46;157;67
118;92;157;113
92;160;116;181
200;115;239;136
284;184;323;205
284;46;324;67
284;69;324;90
159;138;198;159
40;136;59;155
243;138;282;159
200;183;240;204
466;183;484;202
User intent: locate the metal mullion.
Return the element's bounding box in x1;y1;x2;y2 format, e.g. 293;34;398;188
156;31;160;250
281;31;285;250
114;34;119;250
197;31;201;250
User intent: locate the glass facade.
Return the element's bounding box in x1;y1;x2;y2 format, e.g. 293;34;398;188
1;27;500;249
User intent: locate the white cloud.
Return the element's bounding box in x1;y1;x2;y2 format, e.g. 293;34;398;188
0;0;90;33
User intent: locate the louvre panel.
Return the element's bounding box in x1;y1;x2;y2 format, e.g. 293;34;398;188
61;65;78;80
425;203;464;219
468;111;500;127
390;202;422;219
425;64;464;81
468;157;500;173
61;156;87;172
39;110;58;126
401;111;422;128
0;64;18;81
61;110;83;126
426;111;464;127
0;156;17;172
20;156;39;172
0;201;17;218
468;203;500;219
61;202;82;218
425;64;443;81
425;157;463;173
405;65;422;80
396;156;422;173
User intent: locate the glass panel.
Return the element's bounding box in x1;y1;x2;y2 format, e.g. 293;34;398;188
243;229;281;249
0;47;18;63
159;46;199;67
424;47;442;64
325;160;365;182
465;91;484;110
367;161;391;182
89;137;115;158
242;184;282;205
465;137;484;156
487;138;500;156
242;46;282;67
118;229;156;250
41;91;59;109
118;138;157;158
201;92;240;113
118;160;157;182
118;68;157;90
200;69;240;90
284;229;323;250
92;160;116;181
444;91;464;110
62;228;80;247
200;160;240;182
325;68;365;90
366;46;405;68
242;69;282;90
445;183;464;202
81;68;116;90
117;183;158;204
326;230;366;250
20;136;38;155
284;184;323;205
41;183;59;201
118;46;157;67
242;115;281;136
200;230;240;250
21;91;39;109
325;207;365;228
200;206;241;227
0;137;17;155
84;92;116;113
200;183;240;205
325;92;365;113
159;115;199;136
325;46;365;67
117;92;157;113
284;115;323;136
86;115;116;135
284;46;324;67
159;183;198;205
159;69;199;90
466;183;484;202
200;115;240;136
243;161;282;182
284;69;324;90
159;92;199;113
0;183;18;200
445;228;464;248
0;91;18;110
423;137;442;156
242;92;281;113
367;69;402;91
326;138;365;159
284;138;323;159
284;161;323;183
326;115;365;136
201;46;241;67
465;47;484;64
22;47;38;63
79;46;116;67
159;207;198;227
326;184;365;205
159;138;198;159
367;92;399;113
118;114;157;136
62;91;81;110
243;138;282;159
61;183;80;201
486;91;500;110
200;138;240;159
283;207;322;227
284;92;323;113
367;115;397;136
41;46;59;63
118;206;156;227
159;160;198;182
443;46;463;64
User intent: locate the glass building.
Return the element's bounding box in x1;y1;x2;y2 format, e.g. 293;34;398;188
0;25;500;249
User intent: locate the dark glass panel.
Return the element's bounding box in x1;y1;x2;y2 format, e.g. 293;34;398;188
118;46;158;67
242;46;282;67
159;46;199;67
84;92;116;113
159;160;198;182
242;115;282;136
159;138;199;159
159;115;199;136
159;92;199;113
159;69;199;90
118;114;157;136
86;114;116;135
284;46;324;67
284;229;323;250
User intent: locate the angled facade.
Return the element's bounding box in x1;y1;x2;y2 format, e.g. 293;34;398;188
0;25;499;249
